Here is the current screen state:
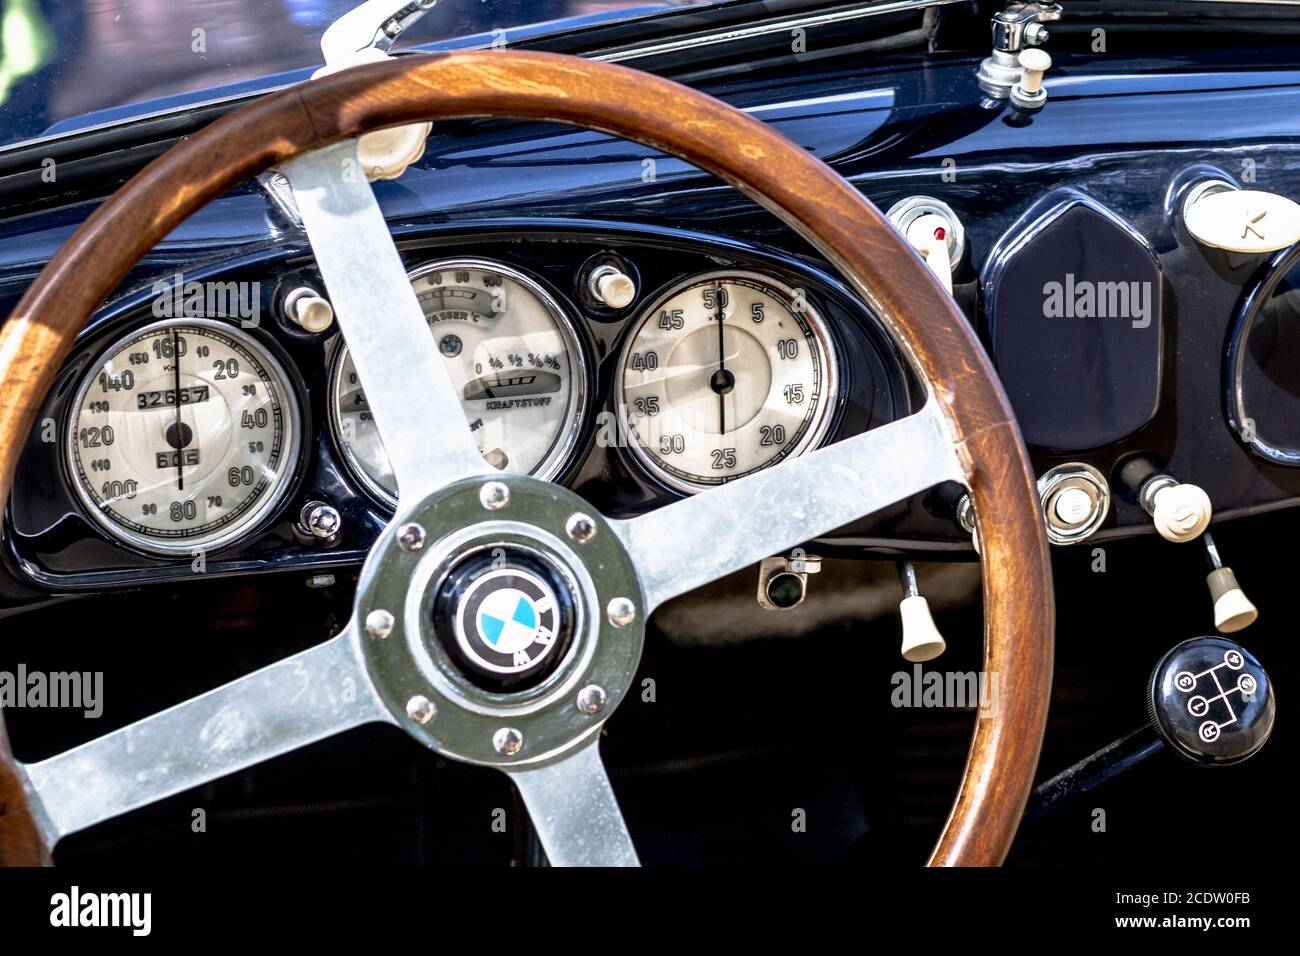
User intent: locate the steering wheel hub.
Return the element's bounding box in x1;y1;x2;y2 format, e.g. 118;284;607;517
356;476;645;769
431;544;578;689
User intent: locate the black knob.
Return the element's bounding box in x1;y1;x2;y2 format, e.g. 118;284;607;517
1148;637;1275;766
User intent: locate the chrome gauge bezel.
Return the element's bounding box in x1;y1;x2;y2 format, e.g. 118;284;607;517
63;317;305;557
614;269;840;494
328;257;590;509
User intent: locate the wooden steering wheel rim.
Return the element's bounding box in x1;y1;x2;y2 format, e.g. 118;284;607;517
0;50;1053;867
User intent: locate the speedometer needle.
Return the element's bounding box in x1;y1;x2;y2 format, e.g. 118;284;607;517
172;327;184;491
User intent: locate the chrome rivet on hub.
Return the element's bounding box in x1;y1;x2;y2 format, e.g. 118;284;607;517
365;609;394;639
576;684;607;715
566;512;597;543
397;522;426;551
607;596;636;628
493;727;524;756
480;481;510;510
406;695;436;725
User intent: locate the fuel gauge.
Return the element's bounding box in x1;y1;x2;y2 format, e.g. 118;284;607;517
330;259;587;506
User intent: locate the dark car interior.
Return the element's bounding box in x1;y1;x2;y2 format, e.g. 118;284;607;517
0;0;1293;883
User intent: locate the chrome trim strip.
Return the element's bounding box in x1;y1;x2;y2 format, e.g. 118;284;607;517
593;0;960;63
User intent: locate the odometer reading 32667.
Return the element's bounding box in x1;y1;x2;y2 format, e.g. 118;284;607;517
617;271;838;492
66;318;301;554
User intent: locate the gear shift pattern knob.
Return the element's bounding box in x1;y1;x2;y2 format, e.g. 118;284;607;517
1148;637;1275;767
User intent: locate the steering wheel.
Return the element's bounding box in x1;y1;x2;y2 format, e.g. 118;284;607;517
0;51;1053;867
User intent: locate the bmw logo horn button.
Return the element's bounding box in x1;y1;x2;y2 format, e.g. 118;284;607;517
431;546;577;689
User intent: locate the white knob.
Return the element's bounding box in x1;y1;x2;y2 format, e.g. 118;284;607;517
1150;482;1212;543
1018;49;1051;94
899;595;946;662
1053;486;1093;526
312;49;429;181
590;266;636;309
904;213;954;293
1010;49;1051;110
1207;568;1258;633
1185;187;1300;254
286;289;334;333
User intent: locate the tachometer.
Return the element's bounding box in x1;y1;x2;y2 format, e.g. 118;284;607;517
330;259;586;506
616;271;838;492
65;318;302;555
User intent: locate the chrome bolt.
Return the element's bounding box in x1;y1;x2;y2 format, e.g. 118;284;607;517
607;596;636;628
397;522;426;551
576;684;607;715
365;609;394;639
566;512;597;543
493;727;524;756
301;501;341;540
406;695;436;725
480;481;510;510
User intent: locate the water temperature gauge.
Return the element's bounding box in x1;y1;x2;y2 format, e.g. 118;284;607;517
330;259;587;506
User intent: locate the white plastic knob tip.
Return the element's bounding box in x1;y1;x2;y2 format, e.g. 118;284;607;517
1017;49;1052;94
1207;568;1258;634
291;294;334;333
1150;482;1212;543
904;213;954;293
899;594;947;663
1185;189;1300;254
596;270;636;309
1053;486;1094;526
312;49;430;181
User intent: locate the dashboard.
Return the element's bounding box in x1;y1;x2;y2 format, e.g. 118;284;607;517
4;228;906;592
6;42;1300;603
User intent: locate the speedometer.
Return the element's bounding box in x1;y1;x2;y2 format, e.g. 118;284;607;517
65;318;302;555
330;259;586;506
616;271;838;492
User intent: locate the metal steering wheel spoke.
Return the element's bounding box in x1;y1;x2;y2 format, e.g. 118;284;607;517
278;140;491;507
506;737;639;867
19;624;389;848
611;400;964;614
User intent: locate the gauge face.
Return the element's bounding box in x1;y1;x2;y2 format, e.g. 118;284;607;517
330;259;586;506
65;319;301;555
617;271;838;492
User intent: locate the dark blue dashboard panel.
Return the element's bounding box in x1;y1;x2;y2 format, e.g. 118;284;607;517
985;188;1164;451
3;227;906;592
4;44;1300;601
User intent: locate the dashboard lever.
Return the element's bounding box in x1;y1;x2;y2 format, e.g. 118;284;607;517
904;214;954;293
897;560;946;662
1202;532;1258;633
887;197;965;293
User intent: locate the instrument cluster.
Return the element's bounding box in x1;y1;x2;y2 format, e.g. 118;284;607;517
5;230;907;590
